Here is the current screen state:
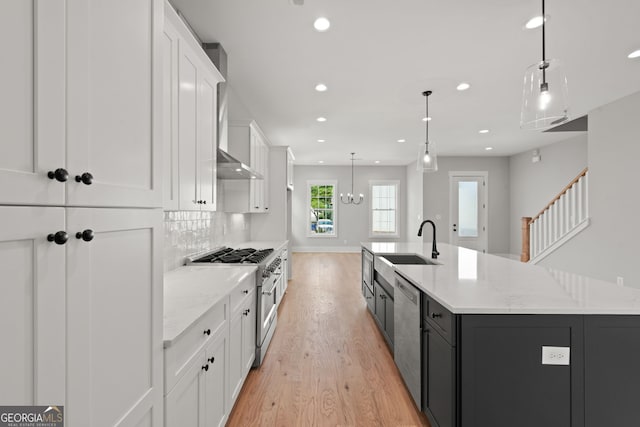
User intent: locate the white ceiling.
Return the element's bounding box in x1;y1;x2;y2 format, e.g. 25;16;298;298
170;0;640;165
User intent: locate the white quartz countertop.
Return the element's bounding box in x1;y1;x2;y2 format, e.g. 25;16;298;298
362;241;640;314
163;265;257;347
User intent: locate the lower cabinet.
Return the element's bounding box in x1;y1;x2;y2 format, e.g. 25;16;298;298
229;288;256;404
373;280;394;348
363;283;375;313
165;330;228;427
422;323;456;427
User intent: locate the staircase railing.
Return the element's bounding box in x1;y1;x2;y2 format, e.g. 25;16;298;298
521;167;589;263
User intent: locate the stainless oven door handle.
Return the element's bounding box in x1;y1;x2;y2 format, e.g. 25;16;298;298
262;275;280;296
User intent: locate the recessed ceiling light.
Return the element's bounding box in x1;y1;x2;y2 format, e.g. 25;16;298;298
313;17;330;32
315;83;328;92
235;168;241;172
479;129;490;134
317;139;325;143
374;160;380;164
525;15;545;29
485;147;494;151
456;82;470;91
316;117;327;122
628;49;640;59
251;176;257;179
422;116;432;122
318;160;324;164
397;139;406;143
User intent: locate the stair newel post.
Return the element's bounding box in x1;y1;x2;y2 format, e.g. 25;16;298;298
521;217;532;262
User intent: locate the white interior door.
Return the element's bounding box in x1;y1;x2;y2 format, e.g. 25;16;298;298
449;172;487;253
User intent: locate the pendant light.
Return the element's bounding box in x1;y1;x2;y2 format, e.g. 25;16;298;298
520;0;569;130
340;153;364;205
417;90;438;172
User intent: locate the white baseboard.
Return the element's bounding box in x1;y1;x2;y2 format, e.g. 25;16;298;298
292;246;361;253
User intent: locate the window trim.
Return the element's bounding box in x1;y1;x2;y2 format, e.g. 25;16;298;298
306;180;338;238
369;180;400;238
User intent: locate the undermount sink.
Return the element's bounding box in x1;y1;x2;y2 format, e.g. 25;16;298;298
381;254;440;265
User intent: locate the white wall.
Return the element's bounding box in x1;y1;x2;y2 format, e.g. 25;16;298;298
422;156;511;254
509;135;588;255
292;165;407;251
406;161;423;242
539;91;640;288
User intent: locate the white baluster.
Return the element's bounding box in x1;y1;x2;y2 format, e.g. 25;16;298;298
558;196;565;237
530;222;536;257
576;178;583;223
553;201;558;243
584;172;589;219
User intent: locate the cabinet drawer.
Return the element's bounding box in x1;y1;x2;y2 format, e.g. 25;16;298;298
424;296;456;345
164;298;228;394
230;274;255;315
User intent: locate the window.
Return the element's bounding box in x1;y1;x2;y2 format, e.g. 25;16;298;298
370;181;399;237
307;181;337;237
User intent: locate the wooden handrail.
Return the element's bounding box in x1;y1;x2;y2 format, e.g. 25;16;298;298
530;167;588;223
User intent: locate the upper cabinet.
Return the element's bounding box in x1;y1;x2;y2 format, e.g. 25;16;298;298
223;121;271;213
163;4;223;212
0;0;162;208
286;147;295;191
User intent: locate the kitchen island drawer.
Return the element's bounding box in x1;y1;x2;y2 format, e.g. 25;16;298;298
423;295;456;346
164;297;228;394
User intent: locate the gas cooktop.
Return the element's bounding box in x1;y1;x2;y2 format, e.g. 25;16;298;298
191;247;274;264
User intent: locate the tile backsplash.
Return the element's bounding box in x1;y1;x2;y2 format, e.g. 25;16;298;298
164;211;251;272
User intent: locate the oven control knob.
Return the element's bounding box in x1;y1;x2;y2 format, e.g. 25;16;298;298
262;270;271;278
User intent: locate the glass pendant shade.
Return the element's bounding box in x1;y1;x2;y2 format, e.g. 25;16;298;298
520;58;569;130
417;141;438;172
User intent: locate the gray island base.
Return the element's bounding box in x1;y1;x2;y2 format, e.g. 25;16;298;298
362;242;640;427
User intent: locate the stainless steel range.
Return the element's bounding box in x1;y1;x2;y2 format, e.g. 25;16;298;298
186;246;283;366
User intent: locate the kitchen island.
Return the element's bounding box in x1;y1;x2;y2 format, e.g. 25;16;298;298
361;241;640;427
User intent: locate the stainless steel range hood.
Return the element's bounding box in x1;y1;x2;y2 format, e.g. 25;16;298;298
216;148;263;179
203;43;262;180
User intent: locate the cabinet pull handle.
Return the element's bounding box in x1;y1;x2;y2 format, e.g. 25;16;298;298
47;168;69;182
75;172;93;185
202;364;209;372
208;357;215;364
242;290;249;294
203;200;207;204
75;229;94;242
431;312;443;319
255;206;259;209
204;329;211;336
47;231;68;245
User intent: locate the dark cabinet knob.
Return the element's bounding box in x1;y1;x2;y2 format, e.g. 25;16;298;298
243;310;248;316
197;200;203;204
47;231;68;245
75;229;94;242
265;207;269;210
431;312;443;318
242;289;249;294
204;329;211;336
208;357;215;364
255;206;259;209
47;168;69;182
203;200;207;205
202;364;209;372
75;172;93;185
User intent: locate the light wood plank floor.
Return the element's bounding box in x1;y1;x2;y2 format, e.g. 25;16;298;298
227;252;430;427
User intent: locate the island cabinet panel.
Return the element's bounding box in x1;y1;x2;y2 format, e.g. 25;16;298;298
460;315;585;427
584;316;640;427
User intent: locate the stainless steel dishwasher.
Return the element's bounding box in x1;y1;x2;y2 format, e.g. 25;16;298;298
394;273;422;408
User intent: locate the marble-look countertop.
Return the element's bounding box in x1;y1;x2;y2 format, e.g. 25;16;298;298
362;241;640;315
163;266;257;347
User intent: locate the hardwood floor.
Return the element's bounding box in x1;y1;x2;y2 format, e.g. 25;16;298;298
227;252;430;427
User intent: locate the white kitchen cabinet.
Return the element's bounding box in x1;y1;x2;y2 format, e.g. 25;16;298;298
66;208;163;426
282;248;289;295
0;0;162;208
0;207;66;405
164;4;223;212
286;148;295;191
229;286;256;405
223;121;271;213
0;1;65;206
